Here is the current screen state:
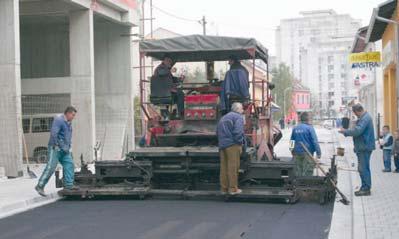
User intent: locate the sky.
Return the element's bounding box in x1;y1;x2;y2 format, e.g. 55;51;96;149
143;0;386;55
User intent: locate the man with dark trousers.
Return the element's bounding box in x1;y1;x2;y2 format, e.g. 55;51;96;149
217;102;245;195
339;103;375;196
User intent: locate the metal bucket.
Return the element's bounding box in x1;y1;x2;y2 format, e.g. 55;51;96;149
337;147;345;156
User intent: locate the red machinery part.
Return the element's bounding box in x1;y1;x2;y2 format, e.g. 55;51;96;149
185;109;217;120
185;94;219;105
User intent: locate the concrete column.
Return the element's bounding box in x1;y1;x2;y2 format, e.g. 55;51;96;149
0;0;23;177
69;10;96;163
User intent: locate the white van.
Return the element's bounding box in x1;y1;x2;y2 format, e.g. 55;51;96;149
23;114;57;163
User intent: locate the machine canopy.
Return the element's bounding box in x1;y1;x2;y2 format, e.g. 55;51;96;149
139;34;268;63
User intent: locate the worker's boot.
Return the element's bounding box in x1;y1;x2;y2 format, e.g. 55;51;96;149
229;188;242;195
35;185;46;197
64;185;80;190
354;189;371;197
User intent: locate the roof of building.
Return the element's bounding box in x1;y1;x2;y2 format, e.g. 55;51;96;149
366;0;397;42
350;26;369;53
292;80;310;91
144;27;182;40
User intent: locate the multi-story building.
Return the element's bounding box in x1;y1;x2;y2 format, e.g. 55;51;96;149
275;10;361;118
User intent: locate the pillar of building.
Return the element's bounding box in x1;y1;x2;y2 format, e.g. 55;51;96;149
69;10;96;163
94;20;133;160
0;0;23;177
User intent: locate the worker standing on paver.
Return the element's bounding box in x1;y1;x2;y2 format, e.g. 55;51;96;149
290;112;321;176
35;106;78;196
339;103;375;196
217;102;245;195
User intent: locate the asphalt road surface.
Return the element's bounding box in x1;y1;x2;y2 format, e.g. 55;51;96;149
0;199;333;239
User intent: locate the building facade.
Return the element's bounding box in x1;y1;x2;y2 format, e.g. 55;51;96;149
286;81;311;123
275;10;361;118
366;0;398;131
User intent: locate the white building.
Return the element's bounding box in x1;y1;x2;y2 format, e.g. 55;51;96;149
275;10;361;117
0;0;140;177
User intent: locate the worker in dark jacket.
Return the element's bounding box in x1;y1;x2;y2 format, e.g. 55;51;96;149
290;112;321;176
392;130;399;172
35;106;78;196
339;103;375;196
152;55;184;117
217;102;245;195
220;56;249;112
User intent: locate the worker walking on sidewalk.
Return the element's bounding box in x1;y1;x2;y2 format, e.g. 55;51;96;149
217;102;245;195
290;112;321;176
35;106;78;196
339;103;375;196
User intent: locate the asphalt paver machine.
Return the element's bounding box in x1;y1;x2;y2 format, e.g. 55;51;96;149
59;35;337;204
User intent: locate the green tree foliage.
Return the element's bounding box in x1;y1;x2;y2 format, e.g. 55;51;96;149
271;63;293;121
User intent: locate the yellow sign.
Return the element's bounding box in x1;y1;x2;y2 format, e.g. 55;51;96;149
349;52;381;63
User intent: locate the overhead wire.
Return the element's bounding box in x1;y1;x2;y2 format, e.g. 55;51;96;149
152;4;201;23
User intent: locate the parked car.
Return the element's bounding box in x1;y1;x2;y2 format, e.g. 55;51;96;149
23;114;57;163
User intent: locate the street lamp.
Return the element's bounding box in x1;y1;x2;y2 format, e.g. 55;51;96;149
283;87;291;121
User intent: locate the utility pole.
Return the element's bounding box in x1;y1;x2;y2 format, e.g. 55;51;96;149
201;15;207;35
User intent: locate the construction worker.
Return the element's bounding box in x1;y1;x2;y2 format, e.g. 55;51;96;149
152;55;184;118
217;102;245;195
339;103;375;196
220;56;250;113
35;106;78;196
290;112;321;176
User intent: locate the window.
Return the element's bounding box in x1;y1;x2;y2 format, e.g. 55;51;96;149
341;64;346;70
328;65;334;72
298;30;304;36
341;73;346;79
22;119;30;133
301;95;305;104
32;117;53;133
297;95;300;104
341;82;345;88
328;56;334;64
328;74;334;81
329;82;335;88
328;92;335;97
328;101;334;107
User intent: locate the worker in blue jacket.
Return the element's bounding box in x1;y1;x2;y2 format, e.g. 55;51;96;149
339;103;375;196
35;106;78;196
220;56;249;112
217;102;245;195
290;112;321;176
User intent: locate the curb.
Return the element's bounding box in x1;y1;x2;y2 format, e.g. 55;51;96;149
0;191;61;219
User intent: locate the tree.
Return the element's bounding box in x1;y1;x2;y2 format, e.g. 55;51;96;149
271;63;294;121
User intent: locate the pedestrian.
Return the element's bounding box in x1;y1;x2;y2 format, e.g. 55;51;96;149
217;102;245;195
35;106;79;196
290;112;321;176
339;103;375;196
379;125;393;172
279;117;285;129
392;130;399;173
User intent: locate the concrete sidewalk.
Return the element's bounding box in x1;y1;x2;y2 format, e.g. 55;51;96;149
329;131;399;239
0;164;60;219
